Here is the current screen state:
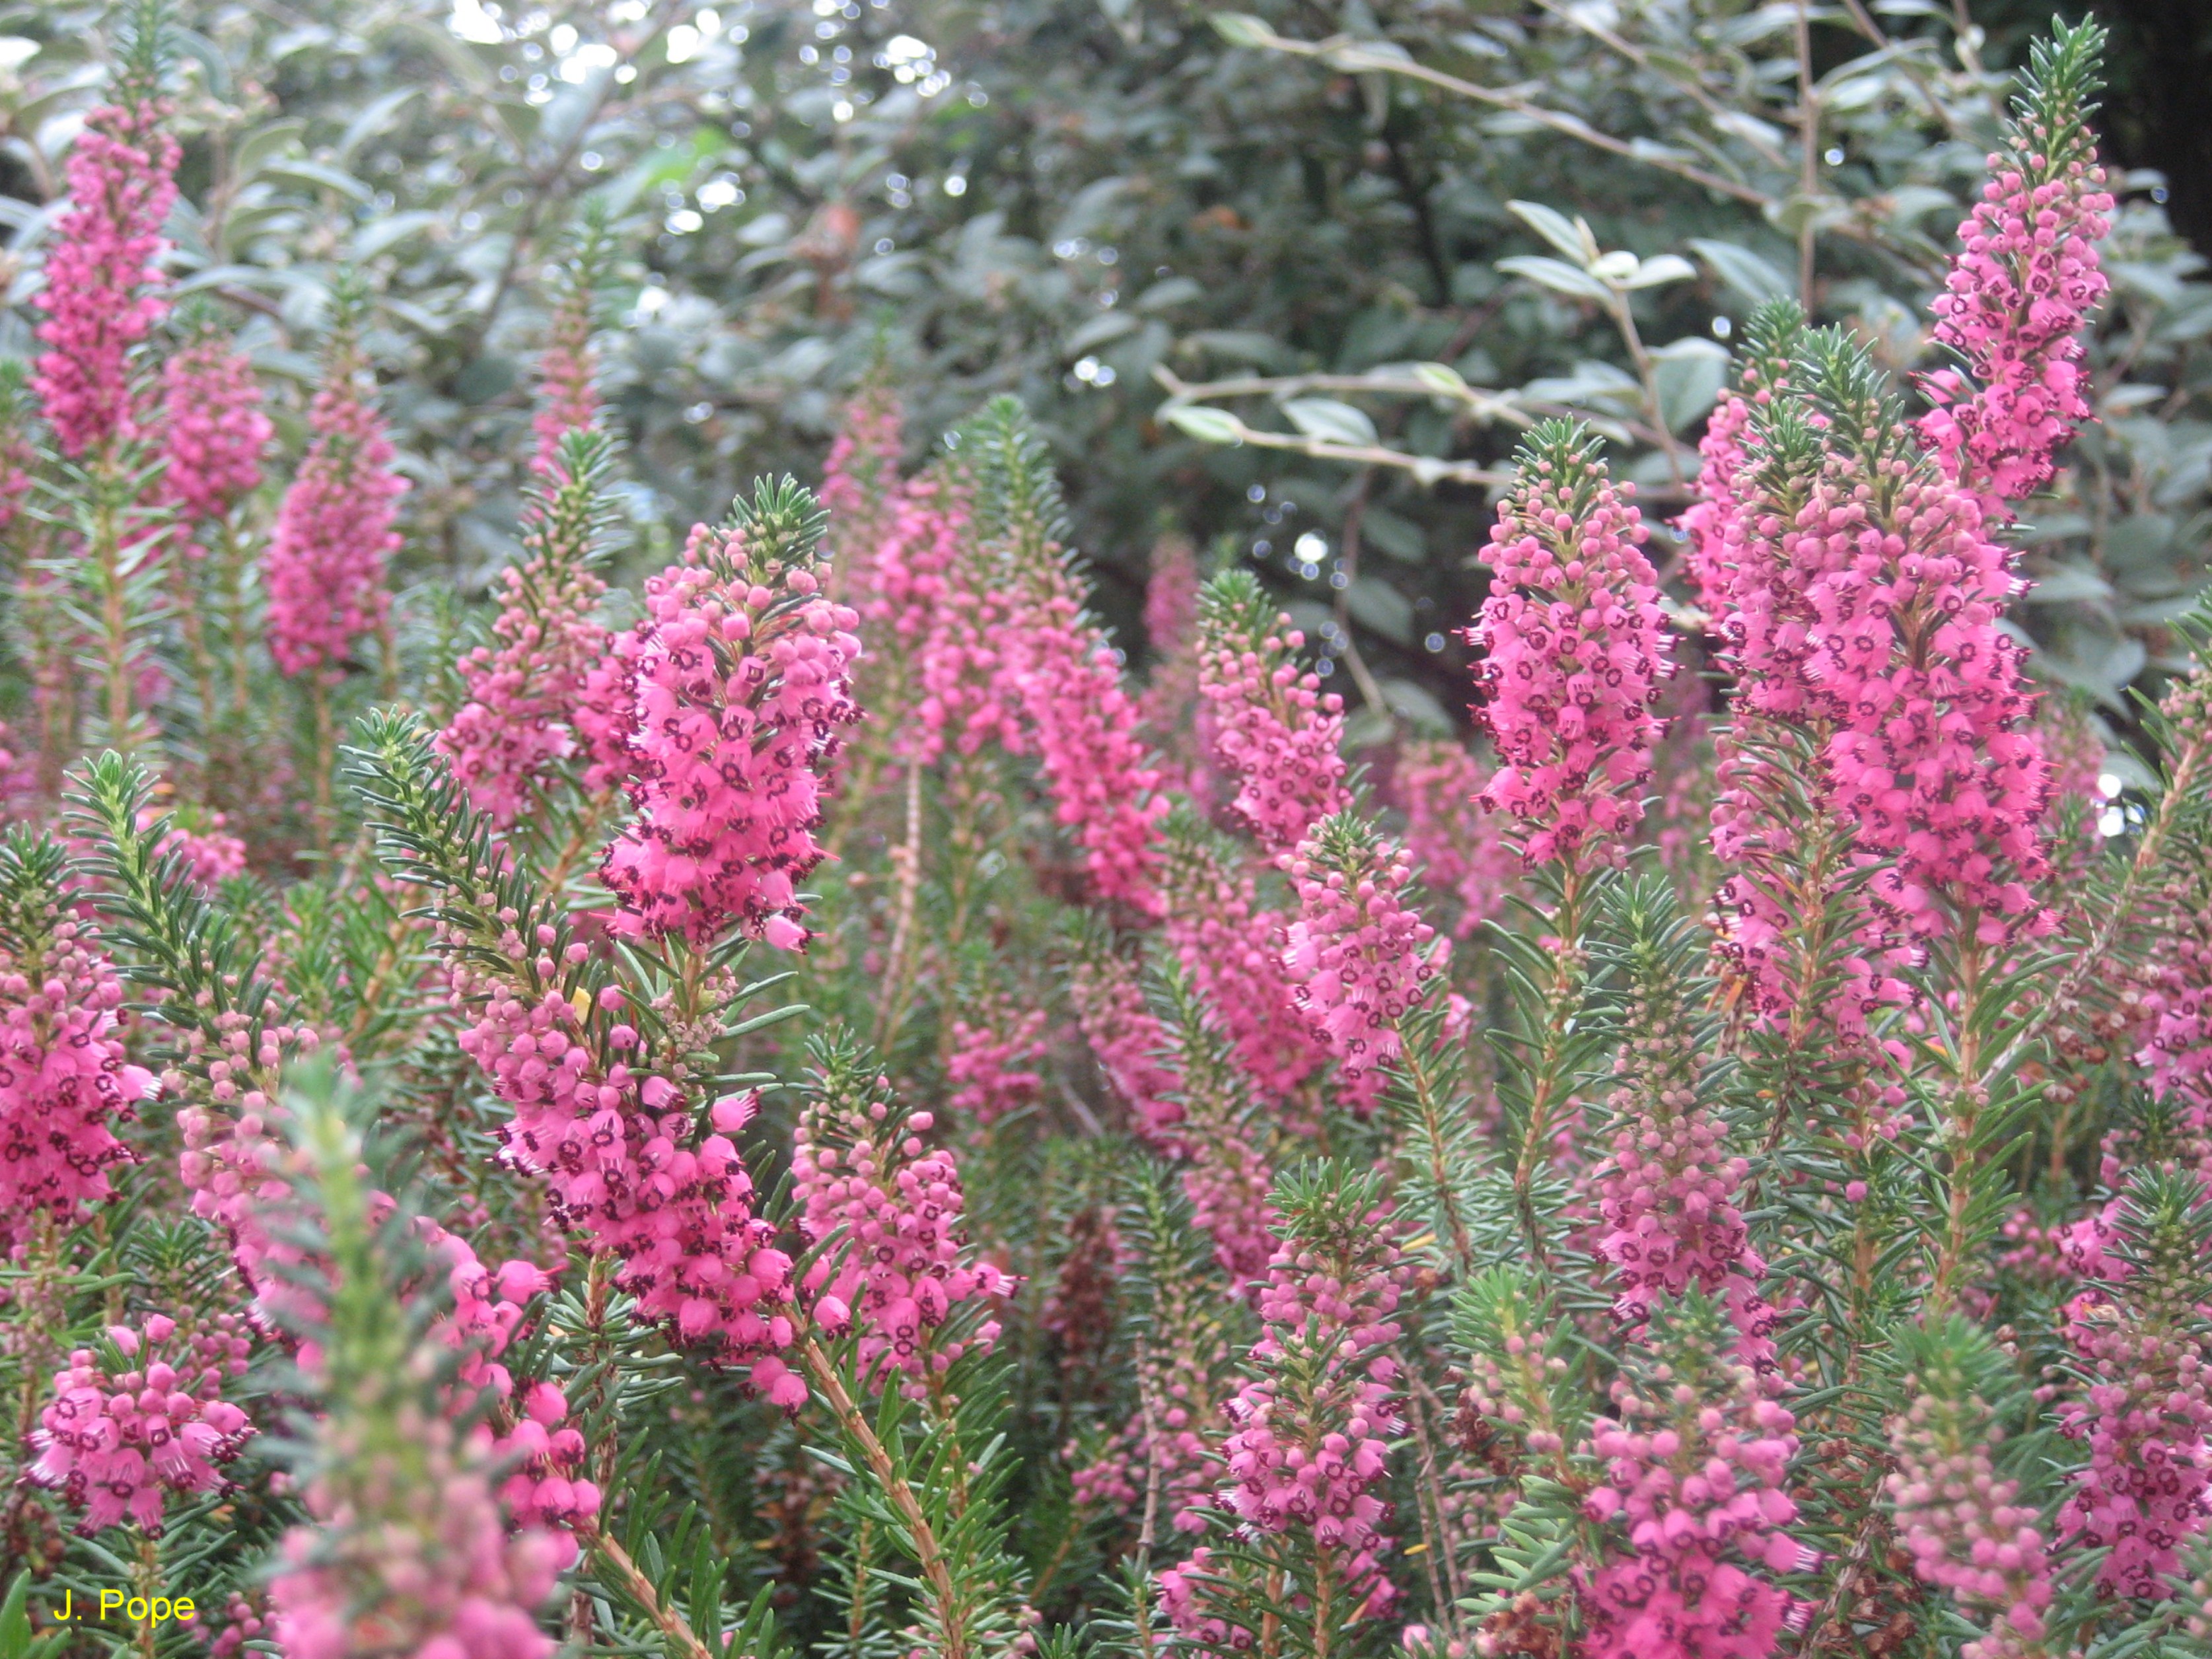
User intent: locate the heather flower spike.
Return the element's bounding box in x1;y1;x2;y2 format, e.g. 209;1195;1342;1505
531;208;611;475
1581;1291;1810;1659
263;275;407;683
793;1036;1012;1393
159;314;271;530
440;427;631;827
966;396;1167;911
1886;1318;2057;1659
1281;810;1447;1091
1795;326;2052;941
30;0;178;460
2059;1168;2212;1598
1197;569;1349;853
1590;877;1771;1360
1919;19;2113;515
0;829;149;1240
28;1311;255;1534
267;1074;562;1659
1158;1162;1410;1654
1468;418;1673;870
602;474;862;950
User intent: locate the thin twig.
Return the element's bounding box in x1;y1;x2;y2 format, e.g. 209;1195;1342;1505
580;1524;717;1659
1248;28;1777;208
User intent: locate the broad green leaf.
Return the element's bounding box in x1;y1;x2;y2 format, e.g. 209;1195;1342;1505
1136;275;1206;311
262;158;373;202
1162;406;1244;444
1347;575;1413;644
353;210;440;258
1620;253;1697;289
1211;13;1277;47
338;87;423;163
1505;200;1593;265
1495;256;1610;300
1067;312;1138;351
1283;397;1378;446
2022;565;2114;604
231;118;307;183
1380;676;1452;732
1411;361;1468;397
1688;238;1793;304
1649;337;1730;431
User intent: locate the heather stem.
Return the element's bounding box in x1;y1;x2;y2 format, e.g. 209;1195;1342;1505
310;676;334;852
1510;860;1587;1262
873;756;925;1053
793;1334;968;1659
1989;730;2207;1080
221;520;252;730
577;1523;715;1659
1394;1030;1476;1277
90;483;141;754
1929;926;1989;1314
170;546;221;804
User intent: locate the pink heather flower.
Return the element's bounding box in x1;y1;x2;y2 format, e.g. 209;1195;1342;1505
1068;943;1183;1147
1137;537;1221;804
946;1003;1048;1126
1070;1353;1223;1535
32;95;179;457
0;894;151;1230
1147;534;1201;663
492;1376;599;1541
157;810;248;888
530;277;599;476
1581;1298;1810;1659
909;489;1024;765
1466;421;1673;868
1225;1203;1406;1567
1682;388;1756;622
1069;1230;1233;1536
2144;962;2212;1123
269;1406;563;1659
1678;304;1801;628
1160;820;1329;1110
1887;1378;2055;1659
159;333;271;526
1197;573;1349;852
439;455;631;826
821;386;907;581
1919;30;2113;515
1386;739;1515;942
1281;814;1447;1090
418;1224;598;1545
1794;398;2051;940
793;1057;1013;1393
1178;1100;1277;1288
1592;987;1771;1363
449;966;796;1393
601;508;862;950
857;476;965;667
1002;571;1168;912
170;1010;331;1324
263;323;407;680
2057;1175;2212;1600
1160;1170;1409;1647
26;1313;254;1534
